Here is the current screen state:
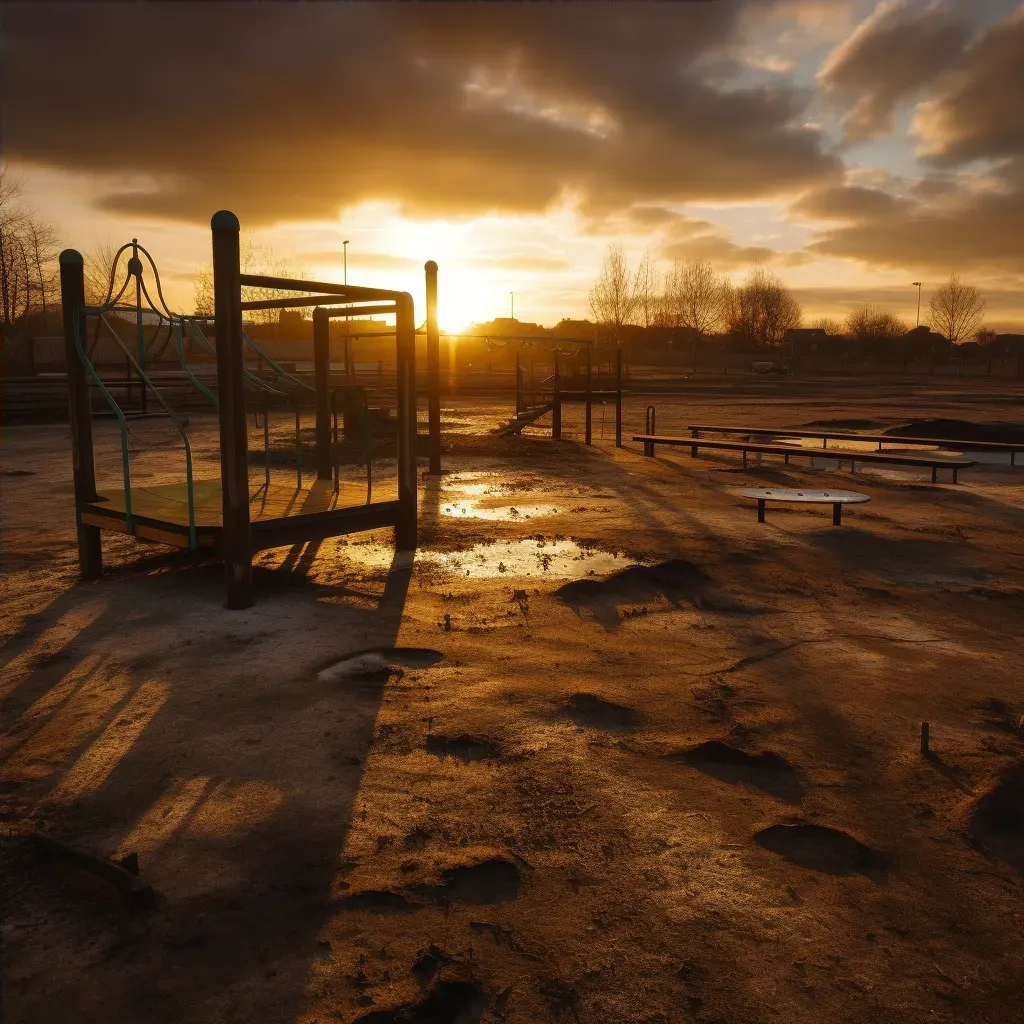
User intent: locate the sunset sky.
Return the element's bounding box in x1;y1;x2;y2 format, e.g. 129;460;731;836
6;1;1024;332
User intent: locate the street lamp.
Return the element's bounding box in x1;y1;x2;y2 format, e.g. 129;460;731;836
912;281;922;327
343;240;351;377
343;240;350;285
510;291;514;320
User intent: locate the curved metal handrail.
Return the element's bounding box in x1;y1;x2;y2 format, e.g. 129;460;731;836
72;307;135;536
95;310;199;550
242;329;315;394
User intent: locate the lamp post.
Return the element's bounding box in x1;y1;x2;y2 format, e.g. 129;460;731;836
510;291;514;320
913;281;922;327
343;240;350;285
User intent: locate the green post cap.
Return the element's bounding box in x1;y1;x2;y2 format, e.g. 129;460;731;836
211;210;240;231
424;260;438;272
59;249;84;265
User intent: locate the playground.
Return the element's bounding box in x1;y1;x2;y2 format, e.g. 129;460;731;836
2;226;1024;1023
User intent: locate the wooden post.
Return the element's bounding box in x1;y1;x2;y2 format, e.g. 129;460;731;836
515;353;522;416
552;352;561;440
211;211;253;610
395;292;418;550
59;249;103;579
615;348;623;447
425;261;441;475
313;307;332;480
585;345;593;445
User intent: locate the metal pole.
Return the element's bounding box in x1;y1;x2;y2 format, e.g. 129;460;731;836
552;352;561;439
425;260;441;475
59;249;103;578
395;292;418;550
615;348;623;447
313;307;332;480
211;211;253;610
585;344;593;445
133;239;147;414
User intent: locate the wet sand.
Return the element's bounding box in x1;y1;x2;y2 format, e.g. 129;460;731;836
2;379;1023;1024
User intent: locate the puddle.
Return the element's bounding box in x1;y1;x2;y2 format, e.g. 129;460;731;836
439;500;560;521
426;538;634;579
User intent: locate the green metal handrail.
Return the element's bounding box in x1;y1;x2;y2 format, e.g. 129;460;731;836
241;329;315;395
76;306;200;550
73;307;135;537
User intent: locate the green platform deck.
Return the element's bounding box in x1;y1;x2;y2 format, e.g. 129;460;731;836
80;479;400;552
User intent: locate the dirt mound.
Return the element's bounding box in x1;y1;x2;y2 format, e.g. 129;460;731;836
754;823;888;877
555;559;710;627
801;418;885;429
426;734;502;763
970;763;1024;872
340;889;420;914
318;648;444;683
436;859;522;904
886;419;1024;444
353;980;487;1024
673;740;801;801
558;692;641;731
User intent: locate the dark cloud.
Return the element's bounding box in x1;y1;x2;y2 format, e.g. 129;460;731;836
798;162;1024;272
3;2;839;226
818;1;970;142
914;4;1024;165
791;183;909;220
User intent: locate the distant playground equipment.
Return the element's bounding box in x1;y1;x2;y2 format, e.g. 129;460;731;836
492;338;623;445
59;212;444;608
739;488;870;526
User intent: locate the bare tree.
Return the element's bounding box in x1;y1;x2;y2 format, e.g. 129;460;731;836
665;258;726;335
24;217;60;328
83;240;127;308
845;304;906;343
0;168;30;333
193;232;310;325
811;316;845;336
588;242;638;343
928;273;986;344
632;251;658;330
725;267;802;347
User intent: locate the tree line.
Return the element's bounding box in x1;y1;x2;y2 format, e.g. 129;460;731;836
588;243;991;348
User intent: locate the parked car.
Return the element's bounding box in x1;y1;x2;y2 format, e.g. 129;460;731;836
750;361;792;375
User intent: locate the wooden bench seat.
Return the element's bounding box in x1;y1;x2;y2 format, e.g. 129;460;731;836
687;423;1024;464
632;434;975;483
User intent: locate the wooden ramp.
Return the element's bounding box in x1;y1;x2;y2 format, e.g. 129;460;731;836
81;478;400;552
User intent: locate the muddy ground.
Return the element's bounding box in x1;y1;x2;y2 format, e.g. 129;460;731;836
2;377;1023;1023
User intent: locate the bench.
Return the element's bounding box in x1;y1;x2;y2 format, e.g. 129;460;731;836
688;423;1024;465
632;434;975;483
740;488;870;525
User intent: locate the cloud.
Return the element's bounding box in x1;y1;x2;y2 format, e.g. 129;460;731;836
3;3;840;226
818;1;970;142
467;256;572;271
912;4;1024;165
797;162;1024;272
658;214;806;269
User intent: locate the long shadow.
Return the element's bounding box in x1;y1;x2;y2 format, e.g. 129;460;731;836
2;539;419;1024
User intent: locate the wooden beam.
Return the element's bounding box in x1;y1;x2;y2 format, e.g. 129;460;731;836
59;249;103;578
212;211;253;609
425;261;441;475
313;307;332;480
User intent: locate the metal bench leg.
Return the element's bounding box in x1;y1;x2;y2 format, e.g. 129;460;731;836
742;450;748;469
757;499;765;523
690;444;697;457
833;502;841;526
932;466;937;483
784;453;789;464
953;468;959;484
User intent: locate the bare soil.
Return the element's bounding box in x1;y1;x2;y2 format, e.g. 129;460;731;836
2;377;1023;1023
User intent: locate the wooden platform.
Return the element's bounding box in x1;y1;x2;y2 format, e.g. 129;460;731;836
81;478;400;552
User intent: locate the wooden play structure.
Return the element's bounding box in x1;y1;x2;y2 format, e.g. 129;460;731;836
493;339;623;446
59;211;442;609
